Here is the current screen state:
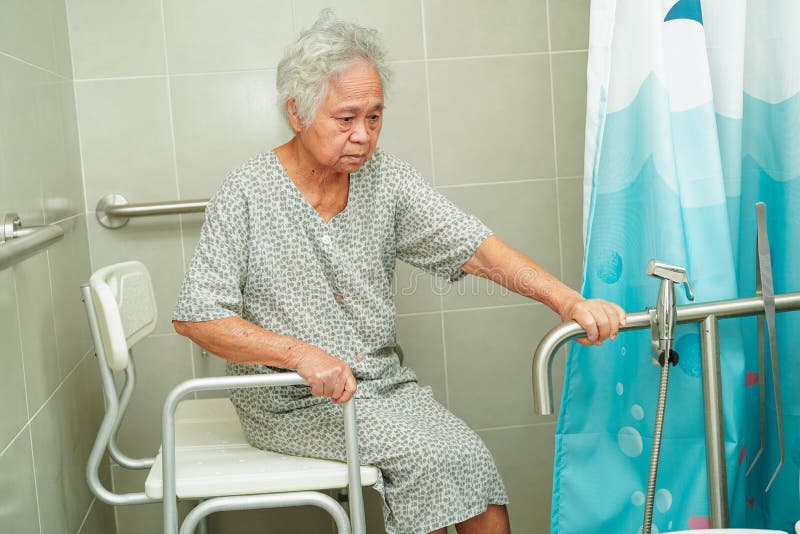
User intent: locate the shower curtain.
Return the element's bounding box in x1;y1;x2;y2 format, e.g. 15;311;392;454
552;0;800;532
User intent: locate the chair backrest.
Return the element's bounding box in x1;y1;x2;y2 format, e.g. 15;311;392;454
89;261;158;371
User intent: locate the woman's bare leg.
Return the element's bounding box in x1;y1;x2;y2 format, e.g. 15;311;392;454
428;529;447;534
455;504;510;534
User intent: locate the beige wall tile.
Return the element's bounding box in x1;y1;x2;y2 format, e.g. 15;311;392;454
0;268;26;451
0;0;57;73
50;215;93;379
394;261;443;315
75;77;178;208
77;499;117;534
293;0;424;61
558;177;584;290
43;79;85;223
425;0;548;58
548;0;590;51
67;0;167;78
552;51;588;177
428;55;555;185
396;314;447;404
114;334;194;457
208;505;335;533
0;428;40;533
87;217;186;335
444;304;560;429
30;353;101;534
15;253;60;414
439;180;561;310
379;61;433;179
164;0;294;73
479;423;556;531
0;55;48;225
169;70;292;199
111;466;193;534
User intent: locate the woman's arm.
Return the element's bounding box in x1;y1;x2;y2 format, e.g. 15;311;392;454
461;235;626;345
173;318;357;403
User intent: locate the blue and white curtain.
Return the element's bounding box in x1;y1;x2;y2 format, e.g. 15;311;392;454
552;0;800;532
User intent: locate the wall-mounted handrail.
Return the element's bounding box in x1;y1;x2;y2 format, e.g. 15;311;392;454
532;289;800;529
96;194;208;229
532;290;800;415
0;213;65;271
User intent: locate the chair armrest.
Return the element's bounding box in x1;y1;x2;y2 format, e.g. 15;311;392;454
160;373;366;534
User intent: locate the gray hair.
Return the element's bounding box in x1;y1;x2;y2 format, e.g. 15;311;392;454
276;9;392;126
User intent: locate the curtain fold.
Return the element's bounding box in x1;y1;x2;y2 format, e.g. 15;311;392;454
553;0;800;531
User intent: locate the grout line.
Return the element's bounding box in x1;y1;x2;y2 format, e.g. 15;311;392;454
44;250;64;380
419;0;437;185
426;50;550;63
436;177;558;189
545;0;566;281
551;49;589;55
27;426;43;534
0;418;29;458
0;50;71;81
74;66;280;83
475;421;556;433
396;310;441;318
442;301;542;315
388;58;426;65
12;269;32;422
74;73;167;83
76;497;97;534
157;0;196;384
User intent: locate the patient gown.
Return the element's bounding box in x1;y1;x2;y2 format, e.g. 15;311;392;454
174;149;508;534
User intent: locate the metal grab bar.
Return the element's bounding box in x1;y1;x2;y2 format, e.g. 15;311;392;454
532;290;800;415
96;194;208;229
0;213;65;270
532;289;800;529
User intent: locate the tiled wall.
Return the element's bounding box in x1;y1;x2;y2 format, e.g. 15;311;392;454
66;0;590;532
0;0;115;532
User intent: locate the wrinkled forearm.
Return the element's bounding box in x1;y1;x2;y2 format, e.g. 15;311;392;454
461;235;583;319
173;316;314;369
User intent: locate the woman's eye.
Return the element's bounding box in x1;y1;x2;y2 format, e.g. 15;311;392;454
339;117;353;123
369;114;380;121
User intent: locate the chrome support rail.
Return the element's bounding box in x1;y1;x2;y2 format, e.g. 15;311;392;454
161;374;366;534
96;194;208;229
0;213;64;271
532;290;800;529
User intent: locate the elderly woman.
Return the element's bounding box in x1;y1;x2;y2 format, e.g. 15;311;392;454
173;11;625;534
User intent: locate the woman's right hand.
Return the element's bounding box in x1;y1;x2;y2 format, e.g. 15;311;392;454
293;348;357;404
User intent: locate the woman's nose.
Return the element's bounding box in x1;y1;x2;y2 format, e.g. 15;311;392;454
349;120;370;143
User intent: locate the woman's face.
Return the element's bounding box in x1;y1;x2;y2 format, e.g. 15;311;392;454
293;62;384;174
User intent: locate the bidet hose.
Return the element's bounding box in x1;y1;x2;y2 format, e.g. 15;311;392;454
643;351;675;534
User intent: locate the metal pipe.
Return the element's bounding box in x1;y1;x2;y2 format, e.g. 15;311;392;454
107;199;208;218
532;291;800;415
179;492;351;534
161;374;365;534
0;213;64;271
82;284;158;506
96;194;207;229
107;357;155;470
701;315;729;528
344;399;367;534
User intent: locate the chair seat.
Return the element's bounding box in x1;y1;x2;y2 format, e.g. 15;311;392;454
145;397;380;499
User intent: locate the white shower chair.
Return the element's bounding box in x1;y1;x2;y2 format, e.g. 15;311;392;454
82;260;379;534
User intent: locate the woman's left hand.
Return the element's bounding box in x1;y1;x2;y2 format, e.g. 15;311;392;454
560;296;627;346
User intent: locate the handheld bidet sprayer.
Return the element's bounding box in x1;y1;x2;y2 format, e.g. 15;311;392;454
642;260;694;534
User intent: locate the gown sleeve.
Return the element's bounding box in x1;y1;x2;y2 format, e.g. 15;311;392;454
394;161;493;282
173;174;250;322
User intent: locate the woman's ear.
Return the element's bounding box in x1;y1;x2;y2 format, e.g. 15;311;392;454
286;98;303;132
